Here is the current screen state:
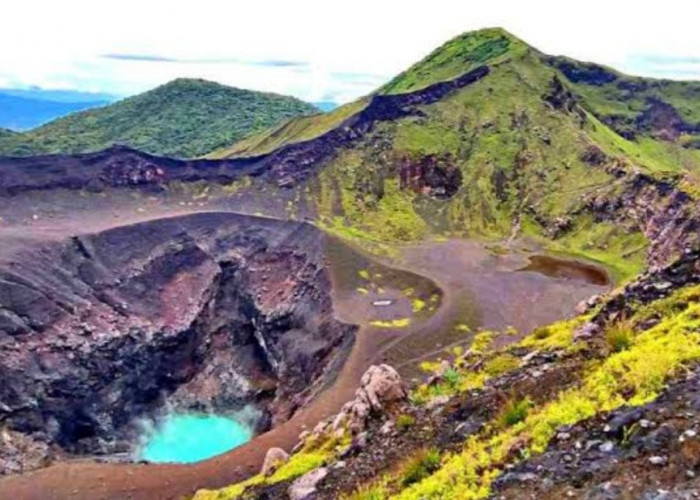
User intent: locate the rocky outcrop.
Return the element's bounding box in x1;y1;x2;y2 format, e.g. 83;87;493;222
261;447;290;476
0;213;356;475
582;164;700;268
545;57;618;86
589;247;700;331
397;153;462;198
290;364;408;442
494;365;700;499
288;467;328;500
331;364;406;435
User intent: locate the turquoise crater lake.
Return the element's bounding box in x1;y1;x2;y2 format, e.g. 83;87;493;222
138;413;253;464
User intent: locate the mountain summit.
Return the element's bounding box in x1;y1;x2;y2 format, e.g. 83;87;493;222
380;27;529;94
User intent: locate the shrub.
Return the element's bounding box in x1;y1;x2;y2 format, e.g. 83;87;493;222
532;327;551;340
498;397;531;428
605;320;633;352
400;448;442;486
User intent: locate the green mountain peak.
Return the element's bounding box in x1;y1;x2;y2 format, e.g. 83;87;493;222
379;26;530;95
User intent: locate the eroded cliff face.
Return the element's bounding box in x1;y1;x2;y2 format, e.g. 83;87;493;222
579;162;700;268
0;213;355;475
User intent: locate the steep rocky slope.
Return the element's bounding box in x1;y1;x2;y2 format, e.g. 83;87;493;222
0;213;355;475
0;79;318;158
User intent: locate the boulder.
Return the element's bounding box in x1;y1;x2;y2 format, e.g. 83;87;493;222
573;322;600;341
261;447;289;476
357;364;407;412
331;364;407;434
288;466;328;500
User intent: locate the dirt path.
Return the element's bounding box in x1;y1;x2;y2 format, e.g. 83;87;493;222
0;214;610;500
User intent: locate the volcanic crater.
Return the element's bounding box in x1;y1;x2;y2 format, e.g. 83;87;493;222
0;212;356;474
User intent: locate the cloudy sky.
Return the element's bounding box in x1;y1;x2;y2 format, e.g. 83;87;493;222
2;0;700;103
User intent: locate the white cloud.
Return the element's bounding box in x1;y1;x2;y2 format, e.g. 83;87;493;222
2;0;700;102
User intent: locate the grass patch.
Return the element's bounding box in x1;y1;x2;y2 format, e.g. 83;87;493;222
370;318;412;328
483;354;520;376
400;448;442;487
498;397;532;428
411;298;427;314
605;319;634;353
396;414;416;431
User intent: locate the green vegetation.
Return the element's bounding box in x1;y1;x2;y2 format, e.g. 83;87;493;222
370;318;412;328
483;353;520;376
497;397;531;427
605;318;634;352
193;429;351;500
411;298;427;314
399;448;442;487
188;30;700;282
0;79;318;158
209;98;368;158
380;28;526;95
396;414;416;431
548;55;700;130
309;47;651;275
188;27;700;500
342;284;700;500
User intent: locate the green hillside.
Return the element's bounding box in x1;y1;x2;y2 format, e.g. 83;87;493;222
0;79;318;158
207;98;369;159
207;28;700;281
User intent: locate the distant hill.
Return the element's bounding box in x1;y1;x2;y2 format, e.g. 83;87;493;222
0;79;319;158
0;92;110;131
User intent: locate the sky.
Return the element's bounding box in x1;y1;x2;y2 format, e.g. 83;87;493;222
2;0;700;104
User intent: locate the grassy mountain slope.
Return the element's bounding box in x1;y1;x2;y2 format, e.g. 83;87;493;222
379;27;528;95
212;28;526;159
208;28;700;281
0;79;318;158
207;98;368;158
545;56;700;178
